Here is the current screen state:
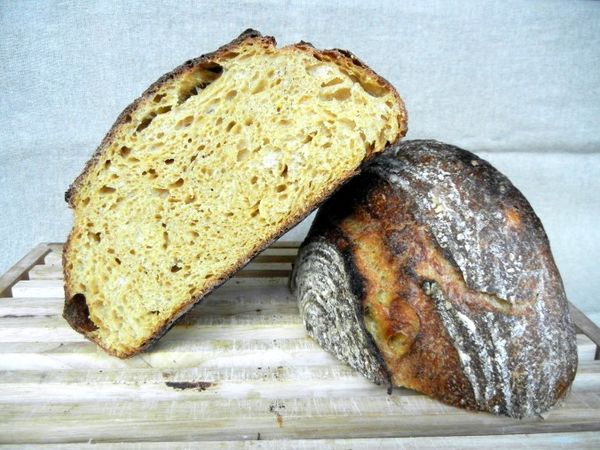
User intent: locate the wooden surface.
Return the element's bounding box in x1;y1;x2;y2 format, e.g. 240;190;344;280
1;243;599;448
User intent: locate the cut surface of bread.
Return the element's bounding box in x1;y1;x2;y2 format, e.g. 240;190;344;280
63;29;407;357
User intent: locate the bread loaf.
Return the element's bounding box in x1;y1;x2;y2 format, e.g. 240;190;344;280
291;140;577;417
63;29;407;357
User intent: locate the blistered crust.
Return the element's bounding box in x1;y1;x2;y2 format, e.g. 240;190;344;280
295;140;578;417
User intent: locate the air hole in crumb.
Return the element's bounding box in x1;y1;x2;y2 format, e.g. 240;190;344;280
136;115;155;132
360;80;387;97
221;50;240;59
276;184;287;192
190;154;198;162
157;105;172;114
250;175;258;184
177;63;223;104
114;257;121;265
302;134;314;144
164;158;175;165
237;148;250;162
176;115;194;128
153;93;166;103
320;87;352;101
89;232;102;243
251;78;268;95
82;197;90;206
226;90;237;100
99;186;116;194
226;121;236;132
119;146;131;157
280;164;288;177
104;160;111;168
65;293;97;332
170;178;184;188
129;249;136;255
171;265;182;273
340;118;356;130
244;117;253;126
152;188;170;198
321;77;344;87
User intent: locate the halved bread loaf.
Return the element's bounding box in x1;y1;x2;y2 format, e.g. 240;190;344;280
63;29;407;357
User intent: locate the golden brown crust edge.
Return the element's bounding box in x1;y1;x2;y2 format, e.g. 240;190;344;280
62;29;407;358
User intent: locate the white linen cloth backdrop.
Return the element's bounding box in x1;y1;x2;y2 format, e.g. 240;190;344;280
1;1;599;323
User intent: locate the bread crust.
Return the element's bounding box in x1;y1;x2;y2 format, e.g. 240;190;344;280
63;29;407;358
293;140;577;417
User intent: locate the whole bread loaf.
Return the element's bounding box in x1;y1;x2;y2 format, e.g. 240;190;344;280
63;29;407;357
291;140;577;418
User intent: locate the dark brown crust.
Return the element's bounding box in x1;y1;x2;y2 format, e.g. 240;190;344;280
297;140;578;417
307;175;475;407
62;29;407;358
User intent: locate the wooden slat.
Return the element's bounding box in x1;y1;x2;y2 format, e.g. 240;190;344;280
0;334;596;371
0;338;331;371
578;334;599;362
1;392;599;444
2;432;599;449
0;363;376;385
0;243;50;297
0;362;597;405
570;302;600;359
0;373;389;405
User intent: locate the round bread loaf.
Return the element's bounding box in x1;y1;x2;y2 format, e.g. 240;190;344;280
291;140;577;418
